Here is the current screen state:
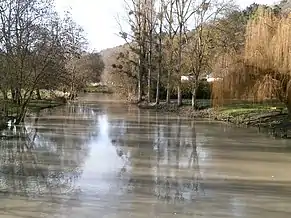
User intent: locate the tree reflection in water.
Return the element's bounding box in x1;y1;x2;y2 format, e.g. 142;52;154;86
153;115;204;202
0;101;206;206
0;104;94;201
108;107;205;203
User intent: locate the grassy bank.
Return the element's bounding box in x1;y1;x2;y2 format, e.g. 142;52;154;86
0;99;66;131
138;100;290;138
84;85;113;94
1;99;65;115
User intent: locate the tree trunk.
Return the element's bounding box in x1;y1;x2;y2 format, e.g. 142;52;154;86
15;88;21;105
11;88;16;103
15;88;36;125
177;84;182;106
1;89;8;100
166;0;174;105
137;46;146;103
166;74;171;104
156;71;160;105
138;72;142;102
147;4;153;103
69;90;77;100
157;4;163;106
36;89;41;100
177;20;183;107
15;104;27;125
191;79;199;109
192;86;197;109
147;68;151;103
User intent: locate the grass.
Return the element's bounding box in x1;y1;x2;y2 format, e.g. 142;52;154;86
84;85;113;93
27;100;64;111
181;99;286;117
143;98;287;117
0;99;65;116
217;102;287;117
0;89;69;117
0;97;65;130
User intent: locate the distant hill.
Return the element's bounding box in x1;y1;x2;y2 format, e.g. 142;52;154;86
100;44;126;84
99;45;124;60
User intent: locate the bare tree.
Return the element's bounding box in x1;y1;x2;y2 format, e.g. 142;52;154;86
113;0;236;106
111;48;139;100
118;0;149;102
155;0;165;104
0;0;65;123
0;1;87;124
163;0;178;104
175;0;195;106
184;1;232;108
146;0;157;103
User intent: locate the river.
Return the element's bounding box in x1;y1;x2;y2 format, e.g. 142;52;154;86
0;93;291;218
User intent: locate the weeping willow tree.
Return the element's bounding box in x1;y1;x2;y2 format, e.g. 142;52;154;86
212;7;291;113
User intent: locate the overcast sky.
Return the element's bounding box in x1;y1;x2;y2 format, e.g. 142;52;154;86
55;0;278;51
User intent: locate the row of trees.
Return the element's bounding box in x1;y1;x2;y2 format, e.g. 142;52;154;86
0;0;104;124
212;3;291;114
105;0;289;110
107;0;236;107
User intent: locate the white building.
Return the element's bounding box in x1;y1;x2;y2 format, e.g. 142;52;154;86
181;74;222;82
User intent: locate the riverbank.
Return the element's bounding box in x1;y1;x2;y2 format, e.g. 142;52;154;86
138;101;290;138
84;84;113;94
0;99;66;131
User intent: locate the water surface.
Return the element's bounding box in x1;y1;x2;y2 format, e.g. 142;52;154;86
1;94;291;217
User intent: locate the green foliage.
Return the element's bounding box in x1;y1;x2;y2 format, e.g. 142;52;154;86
84;85;113;94
175;80;212;99
197;81;212;99
218;102;286;117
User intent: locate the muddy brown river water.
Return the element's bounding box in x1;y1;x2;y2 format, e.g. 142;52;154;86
1;94;291;217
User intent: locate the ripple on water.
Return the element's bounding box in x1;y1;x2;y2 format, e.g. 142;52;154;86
1;95;291;218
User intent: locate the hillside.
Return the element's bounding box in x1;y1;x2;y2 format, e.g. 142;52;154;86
100;44;126;84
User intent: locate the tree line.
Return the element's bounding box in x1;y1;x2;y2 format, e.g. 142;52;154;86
212;3;291;114
0;0;104;124
104;0;289;110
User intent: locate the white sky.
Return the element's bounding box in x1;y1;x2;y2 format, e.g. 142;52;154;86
55;0;278;52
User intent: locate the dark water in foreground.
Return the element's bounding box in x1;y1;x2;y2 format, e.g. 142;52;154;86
1;94;291;218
